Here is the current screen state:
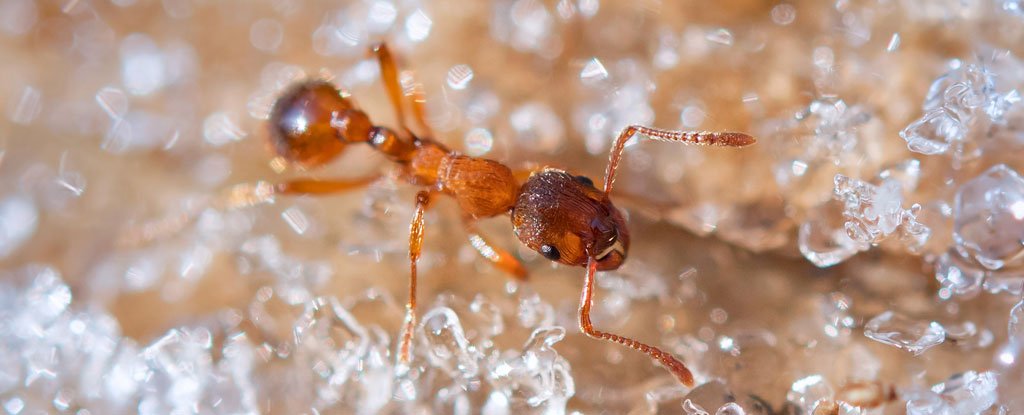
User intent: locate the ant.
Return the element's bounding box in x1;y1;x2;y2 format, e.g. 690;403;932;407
266;43;755;386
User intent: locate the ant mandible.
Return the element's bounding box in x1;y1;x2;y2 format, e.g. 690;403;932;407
266;43;755;386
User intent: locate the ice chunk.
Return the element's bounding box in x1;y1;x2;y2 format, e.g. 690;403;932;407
787;375;833;413
486;327;574;412
930;371;998;413
420;307;480;381
935;251;985;298
864;311;945;355
833;174;930;250
954;164;1024;270
799;201;869;267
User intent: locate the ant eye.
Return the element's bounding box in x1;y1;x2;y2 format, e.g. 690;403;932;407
540;244;561;261
574;175;595;187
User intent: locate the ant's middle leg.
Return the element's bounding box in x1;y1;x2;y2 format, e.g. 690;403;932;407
370;43;434;138
399;190;435;364
463;217;528;281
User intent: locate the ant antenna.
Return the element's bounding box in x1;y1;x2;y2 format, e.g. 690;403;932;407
603;125;755;194
576;124;754;386
580;258;696;385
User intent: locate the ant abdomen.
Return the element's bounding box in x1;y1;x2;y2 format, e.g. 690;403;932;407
268;81;373;167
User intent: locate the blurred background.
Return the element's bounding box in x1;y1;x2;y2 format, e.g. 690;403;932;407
1;0;1023;413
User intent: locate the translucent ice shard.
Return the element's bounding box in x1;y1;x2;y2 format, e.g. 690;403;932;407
901;60;1022;158
935;251;985;298
900;108;965;155
954;164;1024;270
715;402;746;415
930;371;998;413
1010;298;1024;340
799;200;869;267
864;311;945;355
683;399;710;415
787;375;833;413
140;327;214;414
905;390;953;415
486;327;573;413
833;174;930;250
420;307;480;382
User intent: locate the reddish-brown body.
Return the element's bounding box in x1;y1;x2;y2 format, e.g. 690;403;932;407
266;43;755;386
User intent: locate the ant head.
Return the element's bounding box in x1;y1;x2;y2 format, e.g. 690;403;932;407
269;81;370;167
512;169;629;271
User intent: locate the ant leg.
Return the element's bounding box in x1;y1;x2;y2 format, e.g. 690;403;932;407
214;176;378;210
400;190;435;364
371;43;409;132
273;176;379;195
120;177;373;246
603;125;755;194
579;259;695;386
370;43;434;138
463;218;528;281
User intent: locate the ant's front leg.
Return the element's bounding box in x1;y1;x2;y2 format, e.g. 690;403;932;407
399;190;435;365
463;217;528;281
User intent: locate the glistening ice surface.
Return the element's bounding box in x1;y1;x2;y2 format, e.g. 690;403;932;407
1;0;1024;414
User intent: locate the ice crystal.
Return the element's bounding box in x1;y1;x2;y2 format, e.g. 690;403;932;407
954;164;1024;270
864;311;945;355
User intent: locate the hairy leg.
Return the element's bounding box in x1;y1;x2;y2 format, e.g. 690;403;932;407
399;190;435;364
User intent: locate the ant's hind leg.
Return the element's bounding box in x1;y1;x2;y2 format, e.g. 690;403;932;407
370;43;408;131
463;218;528;281
399;190;435;365
579;260;695;386
370;43;434;138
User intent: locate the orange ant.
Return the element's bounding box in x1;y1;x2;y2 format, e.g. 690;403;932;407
266;43;755;386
